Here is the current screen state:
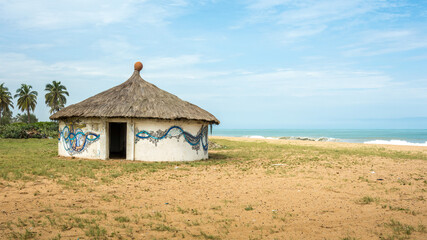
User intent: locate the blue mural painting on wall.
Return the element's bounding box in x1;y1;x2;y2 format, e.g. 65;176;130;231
135;125;208;153
58;122;100;155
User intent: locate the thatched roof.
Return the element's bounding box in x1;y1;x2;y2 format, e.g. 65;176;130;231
50;62;220;124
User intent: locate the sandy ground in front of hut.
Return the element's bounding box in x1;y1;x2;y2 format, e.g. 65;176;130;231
0;137;426;239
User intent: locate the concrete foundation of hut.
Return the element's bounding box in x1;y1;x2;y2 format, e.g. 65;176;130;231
58;118;209;161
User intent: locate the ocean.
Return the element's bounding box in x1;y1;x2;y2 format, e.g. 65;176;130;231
211;129;427;146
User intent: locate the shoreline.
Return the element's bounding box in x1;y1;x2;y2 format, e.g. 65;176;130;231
211;129;427;147
211;136;427;152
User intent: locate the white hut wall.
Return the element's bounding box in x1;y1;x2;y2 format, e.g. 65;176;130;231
58;118;209;161
134;119;209;161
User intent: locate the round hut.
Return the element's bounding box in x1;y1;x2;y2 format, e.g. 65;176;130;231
50;61;220;161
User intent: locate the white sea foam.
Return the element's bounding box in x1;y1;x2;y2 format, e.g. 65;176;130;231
364;140;427;146
248;135;265;139
281;136;337;142
247;135;276;139
245;136;427;146
246;135;336;141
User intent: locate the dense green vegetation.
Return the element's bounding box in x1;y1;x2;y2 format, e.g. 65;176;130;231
0;122;58;139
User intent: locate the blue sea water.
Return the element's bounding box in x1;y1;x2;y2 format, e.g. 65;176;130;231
212;129;427;146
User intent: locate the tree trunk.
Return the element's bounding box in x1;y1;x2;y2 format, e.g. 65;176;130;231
27;108;30;124
0;106;2;125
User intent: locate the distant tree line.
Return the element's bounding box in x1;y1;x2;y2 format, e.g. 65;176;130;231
0;81;69;125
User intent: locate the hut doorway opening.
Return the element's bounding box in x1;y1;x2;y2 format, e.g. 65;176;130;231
109;122;127;159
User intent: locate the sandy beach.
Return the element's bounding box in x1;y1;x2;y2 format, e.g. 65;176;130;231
0;137;426;239
217;136;427;152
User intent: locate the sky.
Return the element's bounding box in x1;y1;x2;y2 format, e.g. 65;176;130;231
0;0;426;129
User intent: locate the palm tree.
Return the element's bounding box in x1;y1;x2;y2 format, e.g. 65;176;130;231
14;84;38;124
45;81;69;114
0;83;14;125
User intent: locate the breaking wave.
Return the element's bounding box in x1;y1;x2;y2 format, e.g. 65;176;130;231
246;136;337;142
364;140;427;146
280;136;337;142
244;136;427;146
247;135;277;139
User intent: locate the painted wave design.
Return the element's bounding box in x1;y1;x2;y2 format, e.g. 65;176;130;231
59;125;100;155
135;125;209;152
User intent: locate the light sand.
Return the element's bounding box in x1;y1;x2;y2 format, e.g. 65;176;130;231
0;137;426;239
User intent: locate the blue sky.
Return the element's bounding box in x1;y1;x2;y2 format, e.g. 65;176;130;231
0;0;426;129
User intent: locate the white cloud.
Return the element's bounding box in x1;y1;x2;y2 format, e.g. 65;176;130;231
96;36;139;60
0;52;227;120
212;69;394;98
144;55;203;70
0;0;189;29
247;0;403;23
247;0;292;10
0;52;423;121
241;0;408;42
17;43;54;50
0;0;133;29
275;1;382;26
279;26;327;43
0;53;135;95
342;29;427;56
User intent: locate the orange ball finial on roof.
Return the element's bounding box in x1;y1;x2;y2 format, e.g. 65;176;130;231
134;61;143;71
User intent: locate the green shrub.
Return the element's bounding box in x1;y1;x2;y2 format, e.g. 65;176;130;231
0;122;58;139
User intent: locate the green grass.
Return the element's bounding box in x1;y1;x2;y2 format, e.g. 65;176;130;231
357;196;379;205
381;205;417;215
0;139;425;183
85;223;107;239
114;216;130;223
244;205;254;211
10;228;36;239
177;206;189;214
152;224;178;232
6;212;109;239
200;231;221;240
384;219;415;238
0;139;175;182
209;139;427;164
382;220;426;240
0;139;105;181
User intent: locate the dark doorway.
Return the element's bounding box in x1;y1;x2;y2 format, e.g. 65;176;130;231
109;122;127;159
